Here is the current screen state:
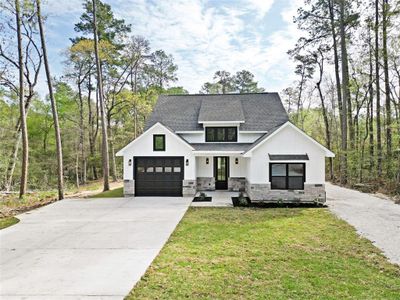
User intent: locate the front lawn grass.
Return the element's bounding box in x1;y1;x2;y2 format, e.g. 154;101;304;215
127;207;400;299
0;216;19;230
0;180;122;217
89;187;123;198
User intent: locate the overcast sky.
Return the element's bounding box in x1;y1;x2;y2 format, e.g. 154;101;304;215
40;0;303;94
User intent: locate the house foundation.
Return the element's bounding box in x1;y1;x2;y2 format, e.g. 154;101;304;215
246;181;326;203
183;180;197;196
228;177;246;192
196;177;215;191
124;180;135;196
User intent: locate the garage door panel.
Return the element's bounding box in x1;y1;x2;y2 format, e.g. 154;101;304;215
134;157;184;196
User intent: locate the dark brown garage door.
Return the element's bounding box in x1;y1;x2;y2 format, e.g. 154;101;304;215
134;157;184;196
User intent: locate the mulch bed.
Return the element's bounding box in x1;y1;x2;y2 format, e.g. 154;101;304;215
231;197;251;207
193;197;212;202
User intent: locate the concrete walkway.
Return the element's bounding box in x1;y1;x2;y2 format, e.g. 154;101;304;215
0;196;192;299
191;191;235;207
326;183;400;265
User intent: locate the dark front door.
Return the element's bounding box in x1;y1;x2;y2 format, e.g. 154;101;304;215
134;157;184;196
214;157;229;190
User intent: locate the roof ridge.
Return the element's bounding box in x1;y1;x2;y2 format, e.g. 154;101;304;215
160;92;278;97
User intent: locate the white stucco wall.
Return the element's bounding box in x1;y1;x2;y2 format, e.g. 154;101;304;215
237;133;264;143
230;157;248;177
246;125;326;184
180;133;204;143
179;131;263;143
195;156;248;178
196;156;213;177
119;124;196;181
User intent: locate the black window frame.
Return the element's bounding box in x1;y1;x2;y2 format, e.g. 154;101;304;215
269;163;305;190
205;127;238;142
153;134;166;151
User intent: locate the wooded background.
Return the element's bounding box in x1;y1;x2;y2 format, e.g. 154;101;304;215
0;0;399;198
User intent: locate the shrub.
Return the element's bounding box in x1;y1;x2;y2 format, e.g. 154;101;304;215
198;192;207;201
237;192;249;207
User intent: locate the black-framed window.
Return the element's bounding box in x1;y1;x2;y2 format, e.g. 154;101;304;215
269;163;305;190
205;127;237;142
153;134;165;151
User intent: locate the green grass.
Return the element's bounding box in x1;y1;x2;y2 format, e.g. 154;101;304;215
89;187;123;198
127;207;400;299
0;217;19;230
0;180;114;217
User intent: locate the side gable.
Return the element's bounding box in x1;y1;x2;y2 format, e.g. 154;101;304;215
116;122;194;156
243;122;335;157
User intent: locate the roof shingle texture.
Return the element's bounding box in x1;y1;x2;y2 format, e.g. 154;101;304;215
198;98;245;122
145;93;289;132
191;143;253;151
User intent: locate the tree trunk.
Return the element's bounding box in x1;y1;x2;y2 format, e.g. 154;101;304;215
108;124;118;182
382;0;392;177
75;143;80;189
93;0;110;191
375;0;383;177
368;25;374;173
87;73;98;180
339;0;349;184
316;50;333;180
36;0;64;199
15;0;28;198
328;0;344;176
4;131;21;191
77;83;86;184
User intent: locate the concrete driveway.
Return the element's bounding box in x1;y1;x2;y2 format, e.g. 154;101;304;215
326;183;400;265
0;196;192;299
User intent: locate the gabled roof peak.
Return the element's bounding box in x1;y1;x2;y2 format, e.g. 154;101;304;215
145;93;289;132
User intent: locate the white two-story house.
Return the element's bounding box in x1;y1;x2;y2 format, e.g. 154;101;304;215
116;93;334;203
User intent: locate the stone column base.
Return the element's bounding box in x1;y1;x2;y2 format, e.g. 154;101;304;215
124;180;135;196
196;177;215;191
228;177;246;192
183;180;196;196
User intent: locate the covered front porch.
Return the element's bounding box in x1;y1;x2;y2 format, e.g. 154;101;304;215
194;152;249;192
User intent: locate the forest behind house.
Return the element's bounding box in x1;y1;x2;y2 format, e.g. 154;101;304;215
0;0;399;199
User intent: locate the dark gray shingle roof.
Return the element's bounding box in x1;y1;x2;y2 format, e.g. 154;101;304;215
198;98;245;122
268;154;309;160
191;143;253;152
145;93;288;132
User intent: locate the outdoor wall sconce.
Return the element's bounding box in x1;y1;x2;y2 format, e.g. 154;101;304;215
206;158;209;164
128;159;132;166
235;158;239;165
186;159;189;166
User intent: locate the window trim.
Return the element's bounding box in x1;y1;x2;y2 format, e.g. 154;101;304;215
269;163;305;190
153;134;166;151
205;127;238;142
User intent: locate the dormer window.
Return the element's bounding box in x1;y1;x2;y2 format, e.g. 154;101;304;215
206;127;237;142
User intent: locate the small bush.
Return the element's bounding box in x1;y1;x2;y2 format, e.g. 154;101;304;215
198;192;207;201
237;192;249;207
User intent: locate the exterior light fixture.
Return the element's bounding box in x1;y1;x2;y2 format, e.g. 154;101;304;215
186;159;189;166
128;159;132;166
206;158;209;164
235;158;239;165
